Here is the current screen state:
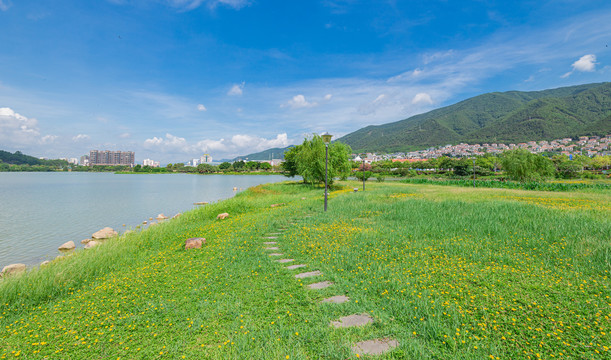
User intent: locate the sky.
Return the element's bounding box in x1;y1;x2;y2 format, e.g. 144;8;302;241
0;0;610;163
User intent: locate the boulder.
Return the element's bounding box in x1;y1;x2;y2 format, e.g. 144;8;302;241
156;213;168;221
185;237;205;249
81;238;92;244
143;221;148;225
92;227;118;240
58;241;75;251
149;222;157;226
217;213;229;220
173;213;182;219
40;261;50;266
1;263;26;277
84;240;99;249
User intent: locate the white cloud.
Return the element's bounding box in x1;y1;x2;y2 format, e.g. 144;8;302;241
324;94;333;101
227;82;245;96
119;132;131;138
412;93;433;105
72;134;90;141
0;0;10;11
41;135;58;143
143;132;290;158
282;94;317;109
197;104;207;111
0;107;42;145
562;54;597;78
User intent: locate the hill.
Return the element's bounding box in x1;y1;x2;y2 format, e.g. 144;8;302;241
338;82;611;153
231;146;293;162
0;150;68;167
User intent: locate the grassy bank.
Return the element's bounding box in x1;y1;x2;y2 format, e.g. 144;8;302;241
1;181;609;359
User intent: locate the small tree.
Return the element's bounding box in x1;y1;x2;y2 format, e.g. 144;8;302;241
501;149;555;182
282;135;352;184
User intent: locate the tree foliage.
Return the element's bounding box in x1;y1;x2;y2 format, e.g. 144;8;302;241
282;135;352;184
500;149;555;181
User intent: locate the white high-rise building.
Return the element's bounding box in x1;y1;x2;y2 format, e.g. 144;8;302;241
200;154;212;163
143;159;160;167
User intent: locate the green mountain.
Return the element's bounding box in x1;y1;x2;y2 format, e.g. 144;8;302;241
339;82;611;153
0;150;68;167
231;146;293;162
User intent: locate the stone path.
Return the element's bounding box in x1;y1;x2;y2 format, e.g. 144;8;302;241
286;264;306;270
352;339;399;355
330;313;374;328
262;217;398;357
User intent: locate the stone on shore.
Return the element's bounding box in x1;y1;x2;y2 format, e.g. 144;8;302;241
156;213;168;221
194;202;208;205
58;241;75;251
92;227;118;240
1;263;26;277
81;238;92;244
40;261;50;266
173;213;181;219
185;237;205;249
217;213;229;220
84;240;99;249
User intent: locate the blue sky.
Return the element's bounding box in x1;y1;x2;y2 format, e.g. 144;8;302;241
1;0;610;162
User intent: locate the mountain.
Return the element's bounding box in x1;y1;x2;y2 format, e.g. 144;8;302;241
230;146;293;162
338;82;611;153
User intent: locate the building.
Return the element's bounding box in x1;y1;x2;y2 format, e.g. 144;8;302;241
143;159;160;167
89;150;135;167
200;154;213;163
79;155;89;166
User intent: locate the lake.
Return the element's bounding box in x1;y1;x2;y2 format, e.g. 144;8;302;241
0;172;290;268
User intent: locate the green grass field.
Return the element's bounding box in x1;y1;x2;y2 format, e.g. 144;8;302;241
1;181;609;359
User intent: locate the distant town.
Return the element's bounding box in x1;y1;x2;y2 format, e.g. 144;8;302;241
48;135;610;168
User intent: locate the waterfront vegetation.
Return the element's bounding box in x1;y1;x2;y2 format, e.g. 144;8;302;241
1;180;609;359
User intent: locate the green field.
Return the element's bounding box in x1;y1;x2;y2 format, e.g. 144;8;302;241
1;181;609;359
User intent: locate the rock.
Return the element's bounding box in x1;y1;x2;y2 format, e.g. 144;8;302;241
40;261;50;266
330;313;374;328
81;238;92;244
84;240;99;249
301;197;306;200
143;221;148;225
352;338;398;355
149;222;157;227
270;203;286;208
217;213;229;220
58;241;75;251
122;224;126;227
321;295;350;304
308;281;333;289
156;213;168;221
233;187;237;191
173;213;182;218
185;237;205;249
1;263;26;277
92;227;118;240
295;270;322;279
149;217;153;221
193;202;208;205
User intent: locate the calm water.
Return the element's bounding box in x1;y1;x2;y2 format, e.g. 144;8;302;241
0;172;289;268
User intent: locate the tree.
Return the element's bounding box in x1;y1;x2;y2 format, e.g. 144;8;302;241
259;162;272;171
282;135;352;184
133;164;142;172
501;149;555;181
219;162;231;170
233;161;246;170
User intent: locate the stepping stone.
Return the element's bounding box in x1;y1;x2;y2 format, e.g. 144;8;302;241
265;247;279;250
263;242;277;245
321;295;350;304
352;338;399;355
295;270;322;279
286;264;306;270
264;236;278;239
330;313;374;328
268;253;283;256
308;281;333;289
268;232;281;235
276;259;294;263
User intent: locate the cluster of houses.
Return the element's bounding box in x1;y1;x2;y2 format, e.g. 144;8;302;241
353;135;611;163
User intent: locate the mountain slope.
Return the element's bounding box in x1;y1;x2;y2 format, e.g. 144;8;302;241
339;82;610;152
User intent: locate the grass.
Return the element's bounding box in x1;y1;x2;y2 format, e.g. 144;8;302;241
0;181;609;359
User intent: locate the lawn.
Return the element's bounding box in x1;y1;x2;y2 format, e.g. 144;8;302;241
1;181;609;359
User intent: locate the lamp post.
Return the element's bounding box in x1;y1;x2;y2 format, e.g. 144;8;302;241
473;157;476;188
321;132;333;212
354;154;365;191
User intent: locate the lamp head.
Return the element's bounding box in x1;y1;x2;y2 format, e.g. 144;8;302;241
321;132;333;145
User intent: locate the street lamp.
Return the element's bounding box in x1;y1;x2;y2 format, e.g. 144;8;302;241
354;155;365;191
321;132;333;212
